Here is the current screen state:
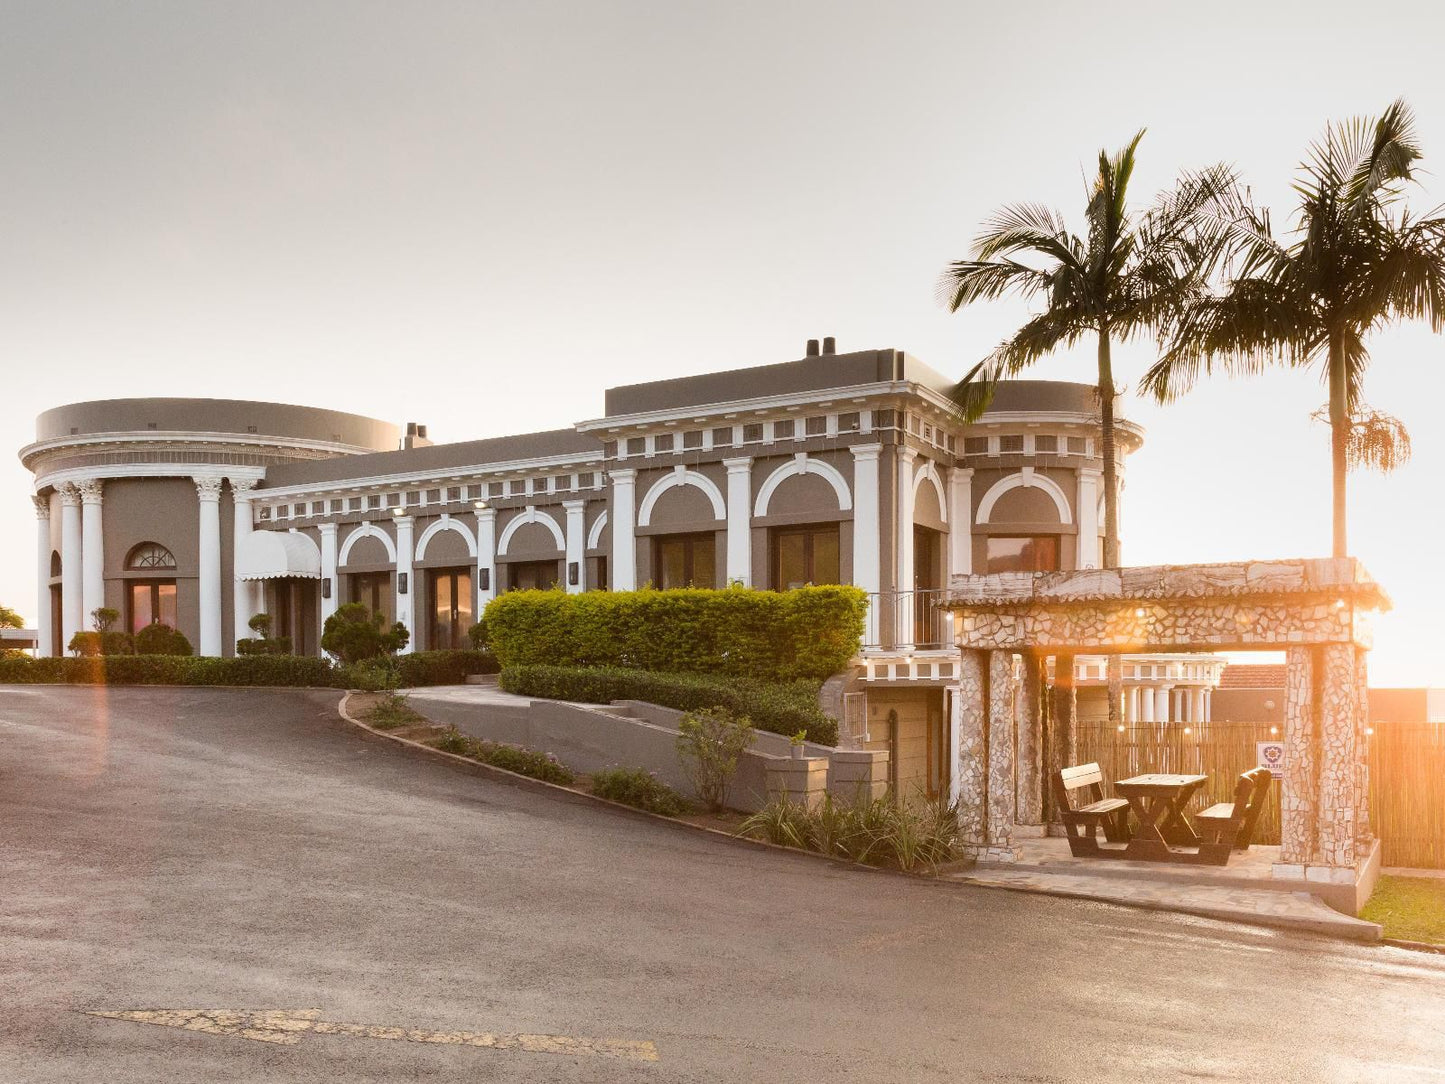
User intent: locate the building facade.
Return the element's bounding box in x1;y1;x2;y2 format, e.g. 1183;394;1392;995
20;344;1220;784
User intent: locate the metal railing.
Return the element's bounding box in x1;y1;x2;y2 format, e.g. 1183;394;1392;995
862;589;951;651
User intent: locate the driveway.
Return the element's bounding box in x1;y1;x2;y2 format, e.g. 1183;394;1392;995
2;686;1442;1082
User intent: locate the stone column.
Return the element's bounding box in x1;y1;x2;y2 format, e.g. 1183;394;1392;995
610;469;637;591
948;466;972;576
33;494;52;657
723;458;752;586
393;514;414;653
318;522;339;628
78;479;105;622
1076;467;1101;568
1279;645;1316;868
955;649;988;848
1015;654;1044;828
850;444;882;641
895;447;917;647
1317;642;1360;868
231;479;259;650
1107;654;1123;724
195;476;224;656
475;506;497;611
1355;649;1372;847
986;650;1017;856
563;499;586;593
59;484;82;648
1051;653;1077;780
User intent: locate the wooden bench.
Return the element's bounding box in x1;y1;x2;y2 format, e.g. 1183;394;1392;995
1053;763;1131;858
1192;767;1273;865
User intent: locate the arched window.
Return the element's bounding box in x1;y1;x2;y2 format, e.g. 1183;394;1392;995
125;542;178;632
126;542;177;570
50;551;61;578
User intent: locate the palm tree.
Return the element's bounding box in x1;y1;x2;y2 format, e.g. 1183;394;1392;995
940;132;1230;568
1142;100;1444;557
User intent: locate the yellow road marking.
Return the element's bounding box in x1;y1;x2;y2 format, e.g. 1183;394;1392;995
84;1009;658;1061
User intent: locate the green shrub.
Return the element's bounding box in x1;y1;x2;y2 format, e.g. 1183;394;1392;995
362;692;425;730
67;631;101;657
70;629;138;657
429;726;575;785
321;603;409;664
483;585;866;683
467;621;487;650
738;793;963;871
498;664;838;745
393;649;499;687
676;707;754;812
236;636;293;656
589;767;690;816
135;623;193;656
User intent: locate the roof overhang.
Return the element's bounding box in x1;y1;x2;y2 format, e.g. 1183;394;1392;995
236;530;321;581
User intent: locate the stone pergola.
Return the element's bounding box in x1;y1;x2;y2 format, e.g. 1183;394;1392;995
941;558;1389;902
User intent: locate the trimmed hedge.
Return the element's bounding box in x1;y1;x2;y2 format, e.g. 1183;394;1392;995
499;664;838;745
590;767;689;816
0;649;498;689
483;585;866;683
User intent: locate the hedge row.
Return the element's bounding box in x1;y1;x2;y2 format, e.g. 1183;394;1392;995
498;664;839;745
0;649;498;689
484;585;867;683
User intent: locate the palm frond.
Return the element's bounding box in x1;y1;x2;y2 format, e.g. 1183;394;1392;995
936;258;1053;311
1311;404;1412;473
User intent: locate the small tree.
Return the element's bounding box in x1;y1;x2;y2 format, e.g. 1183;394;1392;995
676;706;755;813
248;613;273;637
321;603;409;664
91;607;120;632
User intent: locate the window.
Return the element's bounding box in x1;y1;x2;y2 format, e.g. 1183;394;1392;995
654;533;716;589
1067;436;1087;454
806;416;827;436
683;430;703;450
127;542;177;570
655;433;674;453
128;582;178;633
712;427;733;448
838;412;860;433
508;560;559;591
626;437;646;456
349;571;393;625
743;423;764;443
773;419;795;439
428;568;474;650
1034;434;1058;452
771;525;840;589
963;437;988;455
984;536;1060;573
999;435;1024;453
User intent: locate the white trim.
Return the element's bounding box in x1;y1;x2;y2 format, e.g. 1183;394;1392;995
637;466;726;526
912;458;948;524
975;470;1073;525
33;462;267;493
753;454;853;516
497;506;565;556
415;515;479;560
249;450;605;503
587;509;609;550
337;521;398;565
19;430;382;472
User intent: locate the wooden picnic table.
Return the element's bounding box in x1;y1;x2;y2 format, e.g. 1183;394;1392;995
1113;774;1209;862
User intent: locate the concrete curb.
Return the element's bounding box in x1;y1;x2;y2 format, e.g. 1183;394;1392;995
1383;937;1445;955
333;692;1389;947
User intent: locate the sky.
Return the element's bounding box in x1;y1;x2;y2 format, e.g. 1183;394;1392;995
1;1;1440;684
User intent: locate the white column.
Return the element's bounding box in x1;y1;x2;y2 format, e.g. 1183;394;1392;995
59;483;83;649
896;447;917;647
1155;685;1172;724
564;500;586;593
475;505;497;612
723;457;752;586
851;444;883;646
948;466;973;577
194;476;224;656
231;479;259;651
1076;467;1101;569
1124;685;1137;723
318;522;339;629
1192;687;1205;724
393;513;414;653
33;494;52;657
77;479;105;623
1140;685;1156;723
1203;688;1212;723
610;469;637;591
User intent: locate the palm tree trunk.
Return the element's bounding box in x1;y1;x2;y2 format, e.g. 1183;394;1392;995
1328;331;1349;558
1097;327;1123;725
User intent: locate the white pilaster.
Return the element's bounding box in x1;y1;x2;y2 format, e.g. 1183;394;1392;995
564;500;586;593
610;469;637;591
33;494;52;657
1077;467;1101;569
231;479;259;652
77;479;105;623
896;447;917;647
723;457;752;586
393;513;414;653
59;483;83;649
948;466;973;576
318;521;339;628
851;444;882;645
195;476;224;655
475;506;497;612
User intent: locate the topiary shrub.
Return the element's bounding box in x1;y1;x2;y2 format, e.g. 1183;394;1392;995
482;585;866;683
134;623;193;656
321;603;409;664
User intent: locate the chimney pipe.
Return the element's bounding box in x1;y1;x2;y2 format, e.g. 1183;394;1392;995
822;336;836;355
806;339;820;357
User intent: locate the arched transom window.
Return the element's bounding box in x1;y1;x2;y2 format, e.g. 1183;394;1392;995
127;542;177;571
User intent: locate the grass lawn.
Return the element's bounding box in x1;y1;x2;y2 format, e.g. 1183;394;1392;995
1362;875;1445;944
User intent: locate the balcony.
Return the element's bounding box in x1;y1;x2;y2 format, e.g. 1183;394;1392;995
858;590;957;683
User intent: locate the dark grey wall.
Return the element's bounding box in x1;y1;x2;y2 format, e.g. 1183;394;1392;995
36;398;398;449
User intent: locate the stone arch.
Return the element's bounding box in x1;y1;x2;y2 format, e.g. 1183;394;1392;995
338;522;397;565
637;468;725;526
497;507;565;556
415;515;478;560
976;470;1072;525
587;510;609;550
913;460;948;524
754;454;852;516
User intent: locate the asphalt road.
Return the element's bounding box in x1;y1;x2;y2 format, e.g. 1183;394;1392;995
2;686;1443;1083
